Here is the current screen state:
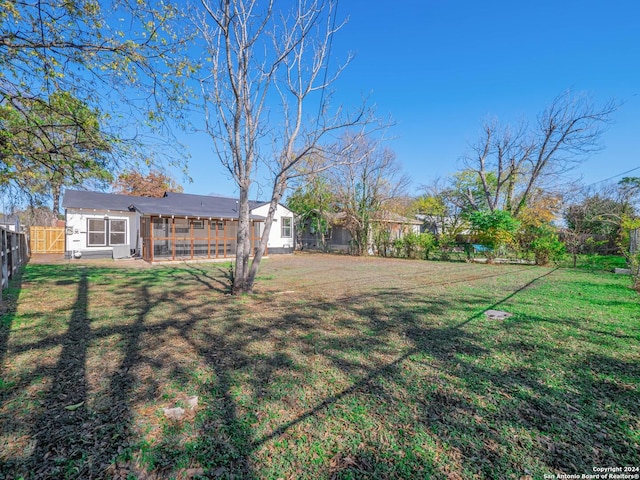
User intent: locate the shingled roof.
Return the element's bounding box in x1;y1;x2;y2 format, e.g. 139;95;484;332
62;189;267;220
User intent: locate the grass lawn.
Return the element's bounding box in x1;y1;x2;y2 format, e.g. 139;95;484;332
0;253;638;479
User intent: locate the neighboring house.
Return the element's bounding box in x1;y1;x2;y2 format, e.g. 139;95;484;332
296;211;422;253
416;214;469;237
0;215;24;233
296;212;349;252
62;189;294;261
373;211;422;237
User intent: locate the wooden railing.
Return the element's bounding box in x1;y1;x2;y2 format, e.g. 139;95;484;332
1;226;29;294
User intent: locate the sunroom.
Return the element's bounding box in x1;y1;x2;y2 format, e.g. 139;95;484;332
139;215;264;262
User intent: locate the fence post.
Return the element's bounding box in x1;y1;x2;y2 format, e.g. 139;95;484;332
0;229;4;309
0;226;29;300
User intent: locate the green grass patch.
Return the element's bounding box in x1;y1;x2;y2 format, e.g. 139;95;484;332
561;254;628;272
0;255;638;478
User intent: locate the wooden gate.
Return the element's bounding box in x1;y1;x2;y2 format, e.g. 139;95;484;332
30;226;65;254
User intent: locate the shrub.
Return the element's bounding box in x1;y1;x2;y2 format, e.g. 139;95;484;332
392;238;404;257
437;234;456;261
529;227;565;265
402;232;420;258
416;232;436;260
467;210;520;263
374;229;392;257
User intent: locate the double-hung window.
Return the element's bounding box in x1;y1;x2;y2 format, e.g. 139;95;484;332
88;219;106;246
281;217;292;238
110;220;127;245
87;218;127;247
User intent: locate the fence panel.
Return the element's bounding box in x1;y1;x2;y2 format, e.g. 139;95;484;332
1;226;29;292
30;226;65;254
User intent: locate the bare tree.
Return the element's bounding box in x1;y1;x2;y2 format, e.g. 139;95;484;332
329;135;410;255
462;91;617;217
196;0;375;294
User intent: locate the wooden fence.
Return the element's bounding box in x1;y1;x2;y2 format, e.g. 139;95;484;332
30;226;65;254
1;226;29;293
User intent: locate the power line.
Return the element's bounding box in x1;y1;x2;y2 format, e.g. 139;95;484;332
584;165;640;188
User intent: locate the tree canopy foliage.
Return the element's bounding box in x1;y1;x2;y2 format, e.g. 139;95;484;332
1;0;193;205
112;169;183;198
1;90;113;212
287;175;334;249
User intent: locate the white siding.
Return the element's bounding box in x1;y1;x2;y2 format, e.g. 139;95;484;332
65;209;138;254
250;203;295;252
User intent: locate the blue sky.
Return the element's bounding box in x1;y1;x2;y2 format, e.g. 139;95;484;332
177;0;640;198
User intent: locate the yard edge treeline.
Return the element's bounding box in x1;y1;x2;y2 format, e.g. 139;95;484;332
287;91;640;280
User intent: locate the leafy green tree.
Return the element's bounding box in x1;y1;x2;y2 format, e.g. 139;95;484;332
411;195;447;219
288;176;335;251
1;0;193;203
1;91;113;214
467;209;520;262
452;169;498;213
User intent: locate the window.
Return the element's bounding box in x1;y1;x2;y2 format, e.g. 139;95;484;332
110;220;126;245
174;218;189;234
88;219;106;246
153;217;170;237
281;217;292;238
87;218;127;247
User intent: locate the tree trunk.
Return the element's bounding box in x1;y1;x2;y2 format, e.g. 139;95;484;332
245;185;285;293
52;182;62;226
233;185;251;295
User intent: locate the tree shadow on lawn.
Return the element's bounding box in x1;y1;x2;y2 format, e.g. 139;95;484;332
1;269;148;478
0;258;30;374
2;262;638;479
0;263;257;479
228;268;637;478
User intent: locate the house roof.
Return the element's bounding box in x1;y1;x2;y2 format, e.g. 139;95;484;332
62;190;144;212
62;189;268;220
0;215;20;225
372;211;423;225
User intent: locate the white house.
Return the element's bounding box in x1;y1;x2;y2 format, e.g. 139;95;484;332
62;189;295;261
